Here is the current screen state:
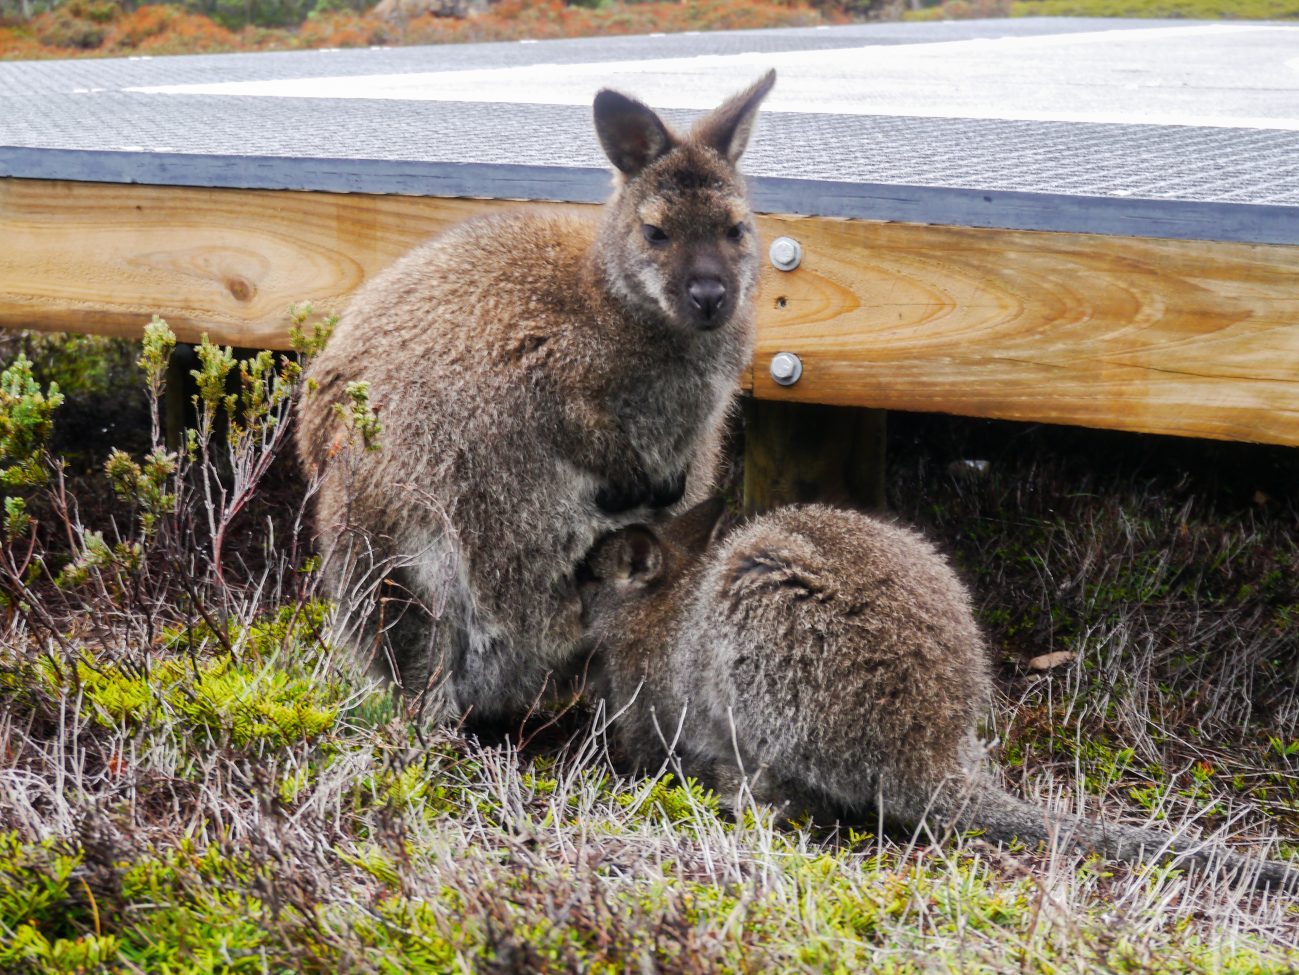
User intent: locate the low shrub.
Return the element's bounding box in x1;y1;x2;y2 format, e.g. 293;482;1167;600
2;0;837;59
908;0;1299;18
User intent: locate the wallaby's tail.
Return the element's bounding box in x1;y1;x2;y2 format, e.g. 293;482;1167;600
934;779;1299;896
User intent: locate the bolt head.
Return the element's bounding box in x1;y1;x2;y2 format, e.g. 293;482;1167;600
769;236;802;271
770;352;802;386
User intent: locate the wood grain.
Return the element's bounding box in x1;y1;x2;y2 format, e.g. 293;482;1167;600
4;178;1299;445
0;178;580;347
751;213;1299;445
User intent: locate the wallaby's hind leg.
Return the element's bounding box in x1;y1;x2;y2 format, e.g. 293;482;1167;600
312;475;464;710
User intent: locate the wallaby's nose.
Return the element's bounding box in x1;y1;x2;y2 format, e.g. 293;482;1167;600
687;279;727;323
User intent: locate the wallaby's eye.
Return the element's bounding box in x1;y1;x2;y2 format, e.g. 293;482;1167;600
726;223;745;241
642;224;669;245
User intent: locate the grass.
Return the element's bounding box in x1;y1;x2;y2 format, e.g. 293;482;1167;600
1;332;1298;972
907;0;1299;20
1013;0;1299;17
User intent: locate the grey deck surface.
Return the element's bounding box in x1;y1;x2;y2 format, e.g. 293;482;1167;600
2;18;1298;243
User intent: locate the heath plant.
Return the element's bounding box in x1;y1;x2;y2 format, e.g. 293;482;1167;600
0;305;348;667
2;324;1299;973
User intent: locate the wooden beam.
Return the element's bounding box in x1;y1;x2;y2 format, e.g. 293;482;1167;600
4;178;1299;446
0;177;578;347
750;214;1299;446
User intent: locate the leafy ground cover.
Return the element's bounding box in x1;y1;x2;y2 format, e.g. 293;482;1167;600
1;328;1297;972
909;0;1299;20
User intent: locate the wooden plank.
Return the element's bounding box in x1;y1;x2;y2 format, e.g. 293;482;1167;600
750;214;1299;446
0;177;580;347
4;178;1299;446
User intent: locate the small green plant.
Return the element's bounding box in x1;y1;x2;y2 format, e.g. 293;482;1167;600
0;353;63;492
0;354;63;615
333;379;382;452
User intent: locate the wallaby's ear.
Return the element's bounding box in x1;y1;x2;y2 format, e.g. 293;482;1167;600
593;89;675;176
614;525;665;587
692;69;776;164
663;497;727;556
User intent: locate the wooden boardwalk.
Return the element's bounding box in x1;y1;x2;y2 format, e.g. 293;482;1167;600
2;18;1298;448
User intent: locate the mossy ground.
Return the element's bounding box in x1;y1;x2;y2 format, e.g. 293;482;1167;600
1;334;1298;972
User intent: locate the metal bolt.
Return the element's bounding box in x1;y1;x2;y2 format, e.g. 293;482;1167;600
770;352;803;386
769;236;802;271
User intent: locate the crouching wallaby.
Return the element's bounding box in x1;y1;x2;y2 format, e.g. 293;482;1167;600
295;72;776;723
581;501;1299;893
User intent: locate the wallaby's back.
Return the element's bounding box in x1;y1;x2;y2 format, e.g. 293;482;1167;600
680;506;991;820
583;502;1299;893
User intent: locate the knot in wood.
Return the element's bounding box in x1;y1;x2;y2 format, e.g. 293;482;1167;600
226;276;255;303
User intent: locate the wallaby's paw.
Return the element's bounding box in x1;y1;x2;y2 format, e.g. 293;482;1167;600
648;468;688;509
595;471;653;514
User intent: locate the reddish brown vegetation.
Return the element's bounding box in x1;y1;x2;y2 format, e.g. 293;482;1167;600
0;0;839;60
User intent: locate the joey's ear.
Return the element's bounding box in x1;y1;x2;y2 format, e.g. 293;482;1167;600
593;89;675;176
662;497;727;557
614;525;665;587
692;69;776;164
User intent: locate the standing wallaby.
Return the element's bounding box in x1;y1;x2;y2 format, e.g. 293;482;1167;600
581;501;1299;893
295;72;776;723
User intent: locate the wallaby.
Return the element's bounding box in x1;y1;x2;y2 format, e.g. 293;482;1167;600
581;500;1299;893
295;72;776;723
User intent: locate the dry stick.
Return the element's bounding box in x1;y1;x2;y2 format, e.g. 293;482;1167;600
212;380;301;590
213;415;297;588
515;651;597;753
0;553;74;657
173;563;235;657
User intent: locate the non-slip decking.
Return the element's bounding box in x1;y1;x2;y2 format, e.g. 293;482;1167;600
2;18;1298;444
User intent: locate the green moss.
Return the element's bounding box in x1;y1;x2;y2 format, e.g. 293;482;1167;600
2;602;348;752
613;773;721;825
46;652;341;749
3;826;1297;975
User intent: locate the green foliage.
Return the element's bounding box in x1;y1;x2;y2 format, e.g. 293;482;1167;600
137;314;177;404
0;353;62;492
105;446;177;537
20;602;345;749
191;335;238;427
615;773;721;825
0;834;119;973
13;332;139;403
162;598;330;658
1014;0;1299;16
55;527;140;588
287;300;336;358
184;313;333;465
3;495;30;541
333;379;382;452
908;0;1299;18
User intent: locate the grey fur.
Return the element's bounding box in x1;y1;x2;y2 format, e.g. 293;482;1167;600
582;501;1299;894
295;72;776;723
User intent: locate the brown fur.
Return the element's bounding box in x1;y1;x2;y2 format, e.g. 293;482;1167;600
295;72;776;724
582;501;1299;893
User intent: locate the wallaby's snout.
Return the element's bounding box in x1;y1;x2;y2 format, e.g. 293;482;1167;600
686;272;727;328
